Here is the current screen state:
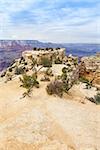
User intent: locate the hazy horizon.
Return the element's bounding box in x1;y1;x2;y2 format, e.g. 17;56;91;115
0;0;100;43
0;39;100;45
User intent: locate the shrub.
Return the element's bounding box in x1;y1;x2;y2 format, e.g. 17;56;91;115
85;82;92;89
31;58;37;67
68;68;73;72
45;68;53;76
61;73;68;82
79;76;89;83
62;81;71;93
45;48;49;51
56;75;61;80
8;67;13;72
15;66;25;75
94;92;100;104
86;97;96;104
62;67;68;74
20;73;39;89
5;72;12;82
55;57;62;64
22;88;32;98
19;57;25;64
56;47;60;50
86;93;100;105
67;63;71;67
46;80;63;97
24;62;27;65
79;76;93;89
46;77;73;97
33;47;37;51
46;65;75;97
61;68;74;92
73;58;78;66
41;57;52;67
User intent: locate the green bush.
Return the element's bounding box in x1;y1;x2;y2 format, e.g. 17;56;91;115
79;76;89;83
19;73;39;89
46;74;73;97
22;88;32;98
45;68;53;76
85;82;92;89
56;75;61;80
20;73;39;98
5;72;13;83
94;93;100;104
79;76;93;89
55;57;62;64
61;68;73;92
31;58;37;67
61;73;67;82
62;81;71;93
73;58;78;66
41;57;52;67
62;67;68;74
46;80;63;97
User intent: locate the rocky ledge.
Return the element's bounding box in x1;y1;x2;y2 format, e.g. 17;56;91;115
79;52;100;88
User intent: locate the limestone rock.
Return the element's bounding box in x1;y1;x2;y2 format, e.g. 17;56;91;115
79;54;100;87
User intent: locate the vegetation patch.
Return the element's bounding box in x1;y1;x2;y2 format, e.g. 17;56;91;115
79;76;93;89
19;73;39;98
41;57;52;67
15;66;25;75
46;80;63;97
86;92;100;105
79;76;89;83
94;92;100;104
55;57;62;64
45;68;53;76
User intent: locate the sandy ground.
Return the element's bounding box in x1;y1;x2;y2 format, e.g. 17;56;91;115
0;76;100;150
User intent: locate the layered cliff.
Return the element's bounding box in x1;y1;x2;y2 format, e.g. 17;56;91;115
79;53;100;88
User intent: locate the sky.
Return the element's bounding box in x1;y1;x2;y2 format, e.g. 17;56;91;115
0;0;100;43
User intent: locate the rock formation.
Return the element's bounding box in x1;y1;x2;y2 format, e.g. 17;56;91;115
0;49;100;150
79;53;100;88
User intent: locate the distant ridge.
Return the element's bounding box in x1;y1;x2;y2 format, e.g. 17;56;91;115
0;40;63;51
0;40;100;52
0;40;100;71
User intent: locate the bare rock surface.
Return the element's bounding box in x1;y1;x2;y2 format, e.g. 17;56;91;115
0;77;100;150
80;54;100;88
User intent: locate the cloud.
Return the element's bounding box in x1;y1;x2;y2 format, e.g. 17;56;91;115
0;0;37;13
0;0;100;43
